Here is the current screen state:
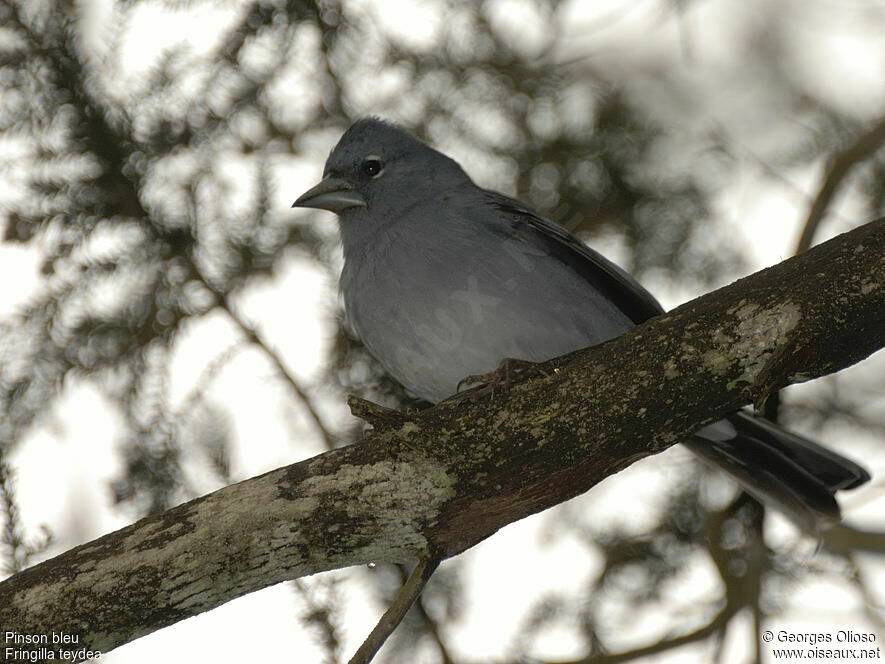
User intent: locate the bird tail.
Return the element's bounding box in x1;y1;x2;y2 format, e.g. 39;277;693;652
684;411;870;529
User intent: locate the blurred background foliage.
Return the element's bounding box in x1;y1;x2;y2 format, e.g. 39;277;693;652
1;0;884;662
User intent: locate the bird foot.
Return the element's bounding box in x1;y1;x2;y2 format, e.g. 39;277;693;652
455;358;540;402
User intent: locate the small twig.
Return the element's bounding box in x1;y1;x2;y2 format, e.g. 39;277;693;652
347;395;410;430
558;604;736;664
825;523;885;557
388;563;456;664
291;577;345;664
348;557;441;664
413;589;456;664
171;342;244;424
847;552;885;636
796;116;885;254
220;296;338;451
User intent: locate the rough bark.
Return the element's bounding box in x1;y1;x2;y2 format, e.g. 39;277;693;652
1;218;883;659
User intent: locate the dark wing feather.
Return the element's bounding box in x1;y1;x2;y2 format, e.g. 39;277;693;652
480;191;869;528
485;192;665;324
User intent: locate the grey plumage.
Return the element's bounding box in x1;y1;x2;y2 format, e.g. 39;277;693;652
294;117;869;527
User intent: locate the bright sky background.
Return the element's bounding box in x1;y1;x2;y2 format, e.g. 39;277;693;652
1;0;884;662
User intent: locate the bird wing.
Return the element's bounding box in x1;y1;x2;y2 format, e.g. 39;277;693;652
483;191;666;324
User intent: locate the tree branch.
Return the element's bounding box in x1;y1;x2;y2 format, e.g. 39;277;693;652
796;117;885;255
0;218;882;659
347;557;440;664
220;296;339;451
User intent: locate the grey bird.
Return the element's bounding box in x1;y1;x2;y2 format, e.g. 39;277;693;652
294;117;870;527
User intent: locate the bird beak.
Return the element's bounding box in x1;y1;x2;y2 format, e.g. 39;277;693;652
292;176;367;214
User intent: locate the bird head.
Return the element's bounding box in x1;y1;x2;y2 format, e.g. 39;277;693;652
293;118;470;218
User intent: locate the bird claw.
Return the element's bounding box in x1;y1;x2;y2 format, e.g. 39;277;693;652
455;358;540;403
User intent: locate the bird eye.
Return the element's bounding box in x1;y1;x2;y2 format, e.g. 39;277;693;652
362;157;383;178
